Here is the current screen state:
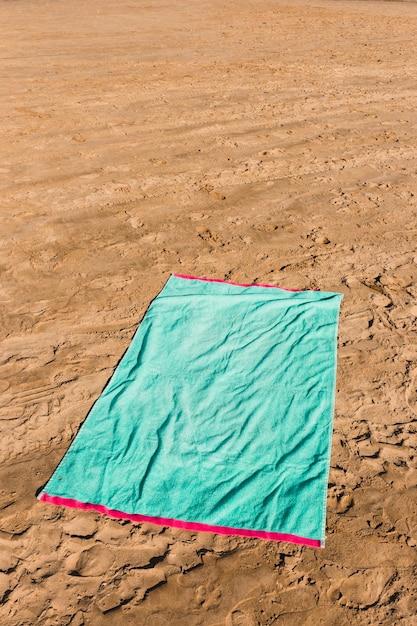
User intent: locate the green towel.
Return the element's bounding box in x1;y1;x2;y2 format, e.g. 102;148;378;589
39;274;342;547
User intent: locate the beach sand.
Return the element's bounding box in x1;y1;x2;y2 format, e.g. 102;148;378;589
1;0;417;623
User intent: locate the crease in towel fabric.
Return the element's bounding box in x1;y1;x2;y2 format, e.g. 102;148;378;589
39;274;343;548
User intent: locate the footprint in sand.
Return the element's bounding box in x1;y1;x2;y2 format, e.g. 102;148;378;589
66;545;115;577
225;608;255;626
189;212;210;221
194;582;222;610
405;370;417;415
338;567;395;609
196;226;224;245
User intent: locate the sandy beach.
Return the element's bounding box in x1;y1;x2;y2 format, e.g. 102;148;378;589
1;0;417;623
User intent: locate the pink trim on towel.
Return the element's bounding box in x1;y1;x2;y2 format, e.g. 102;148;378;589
173;274;306;293
39;493;322;548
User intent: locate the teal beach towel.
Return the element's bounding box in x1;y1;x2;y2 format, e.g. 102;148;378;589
39;274;342;547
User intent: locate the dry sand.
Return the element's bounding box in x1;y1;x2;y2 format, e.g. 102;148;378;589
1;0;417;623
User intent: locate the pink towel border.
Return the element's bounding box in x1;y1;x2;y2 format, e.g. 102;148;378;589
39;493;322;548
172;274;306;292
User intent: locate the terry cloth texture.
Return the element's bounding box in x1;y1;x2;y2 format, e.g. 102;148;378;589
39;274;343;547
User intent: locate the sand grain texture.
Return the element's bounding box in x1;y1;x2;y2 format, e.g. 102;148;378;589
1;0;417;624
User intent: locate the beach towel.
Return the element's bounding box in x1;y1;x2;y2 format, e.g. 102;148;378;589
39;274;342;547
